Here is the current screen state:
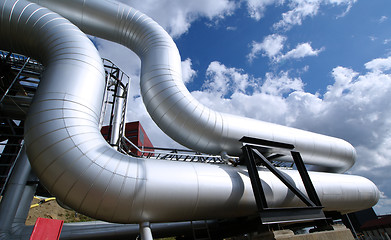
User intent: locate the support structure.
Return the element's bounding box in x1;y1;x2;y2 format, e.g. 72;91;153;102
0;51;42;195
240;136;326;225
0;146;35;238
139;222;153;240
101;59;130;150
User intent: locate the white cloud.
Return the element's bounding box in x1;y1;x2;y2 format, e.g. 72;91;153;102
226;26;237;31
379;16;388;23
245;0;281;21
203;61;256;97
196;61;307;124
181;58;197;84
331;0;356;18
324;66;357;99
248;36;323;63
364;56;391;72
248;34;287;62
119;0;236;38
274;1;320;30
273;0;357;30
261;71;304;95
278;42;324;61
94;38;141;77
243;0;354;23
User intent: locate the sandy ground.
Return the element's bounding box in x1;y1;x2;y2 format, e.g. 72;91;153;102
26;197;93;225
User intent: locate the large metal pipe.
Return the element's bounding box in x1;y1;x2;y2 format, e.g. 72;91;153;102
29;0;354;173
0;0;379;224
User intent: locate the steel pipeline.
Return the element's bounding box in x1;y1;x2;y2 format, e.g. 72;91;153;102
0;0;379;223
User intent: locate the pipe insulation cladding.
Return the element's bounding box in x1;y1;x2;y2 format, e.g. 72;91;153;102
0;0;379;223
28;0;356;174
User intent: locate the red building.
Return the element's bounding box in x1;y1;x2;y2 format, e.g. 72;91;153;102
101;121;154;156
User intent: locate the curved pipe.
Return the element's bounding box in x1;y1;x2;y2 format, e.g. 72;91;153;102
0;0;378;224
30;0;354;173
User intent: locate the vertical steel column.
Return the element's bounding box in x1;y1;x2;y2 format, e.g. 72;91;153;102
99;72;111;129
291;151;322;206
118;81;130;151
242;145;268;211
344;214;359;239
0;146;31;233
110;85;124;149
13;176;38;225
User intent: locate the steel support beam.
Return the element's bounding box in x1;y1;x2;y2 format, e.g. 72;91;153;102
242;145;268;210
251;148;316;207
291;151;322;206
240;137;325;225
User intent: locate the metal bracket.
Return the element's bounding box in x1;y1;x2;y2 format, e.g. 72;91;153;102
240;137;325;225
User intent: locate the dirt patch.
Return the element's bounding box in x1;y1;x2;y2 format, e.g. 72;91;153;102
26;197;94;225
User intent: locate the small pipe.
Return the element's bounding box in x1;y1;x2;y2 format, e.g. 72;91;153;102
220;151;239;165
140;222;153;240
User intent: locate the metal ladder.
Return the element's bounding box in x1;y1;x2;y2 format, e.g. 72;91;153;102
0;51;42;196
0;118;24;196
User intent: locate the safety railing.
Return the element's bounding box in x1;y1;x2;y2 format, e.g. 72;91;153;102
120;136;226;164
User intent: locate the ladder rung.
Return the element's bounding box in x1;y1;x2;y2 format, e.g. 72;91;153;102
0;153;18;156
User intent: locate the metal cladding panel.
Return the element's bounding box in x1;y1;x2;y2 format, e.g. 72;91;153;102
0;0;379;224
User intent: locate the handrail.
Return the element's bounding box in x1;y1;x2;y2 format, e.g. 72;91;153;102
121;136;226;163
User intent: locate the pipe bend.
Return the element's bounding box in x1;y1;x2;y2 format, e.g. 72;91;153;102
31;0;356;173
1;0;378;224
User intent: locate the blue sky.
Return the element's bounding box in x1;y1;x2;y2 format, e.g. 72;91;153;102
97;0;391;215
176;0;391;94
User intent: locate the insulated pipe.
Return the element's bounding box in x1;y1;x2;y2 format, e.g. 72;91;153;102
0;0;379;224
30;0;355;173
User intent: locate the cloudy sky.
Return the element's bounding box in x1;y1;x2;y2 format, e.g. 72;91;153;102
95;0;391;215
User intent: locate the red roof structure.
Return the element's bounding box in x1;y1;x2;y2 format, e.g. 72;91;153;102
101;121;154;157
361;215;391;231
